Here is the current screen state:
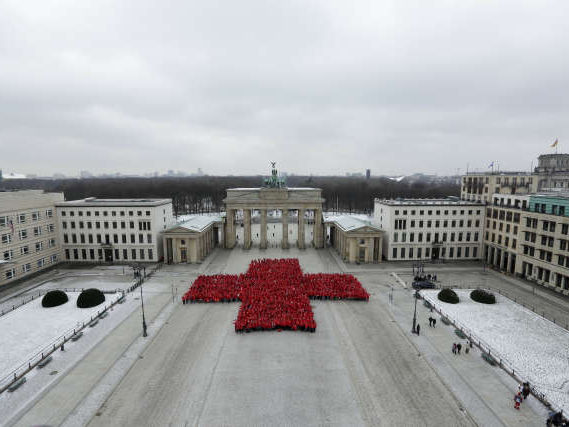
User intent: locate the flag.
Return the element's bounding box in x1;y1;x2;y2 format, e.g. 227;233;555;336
488;161;494;168
9;219;14;234
551;139;559;148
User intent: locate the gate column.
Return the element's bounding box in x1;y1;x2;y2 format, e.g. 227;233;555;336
282;209;289;249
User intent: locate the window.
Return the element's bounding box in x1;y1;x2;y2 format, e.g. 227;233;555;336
71;221;76;229
146;211;151;216
148;249;153;260
35;241;43;251
131;234;136;243
18;214;26;223
19;229;28;240
82;249;87;259
114;234;119;244
122;234;127;243
37;258;45;268
400;248;405;258
48;238;56;247
3;249;13;260
50;254;57;263
47;224;55;232
72;234;77;244
79;221;84;229
112;211;117;217
80;234;86;243
137;211;142;216
392;248;397;259
33;226;42;236
139;234;144;244
32;211;40;221
20;245;29;255
5;268;16;280
46;209;53;218
123;249;128;259
147;234;152;244
132;249;137;260
2;234;12;244
22;263;31;273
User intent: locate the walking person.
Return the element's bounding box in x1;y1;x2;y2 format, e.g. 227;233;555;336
452;343;457;354
457;343;462;355
416;324;420;336
428;317;433;327
432;318;436;328
514;392;522;410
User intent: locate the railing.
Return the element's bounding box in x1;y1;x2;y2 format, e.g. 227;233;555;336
0;292;125;394
423;291;568;420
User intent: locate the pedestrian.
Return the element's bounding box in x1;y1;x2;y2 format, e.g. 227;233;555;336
428;317;432;327
61;343;65;351
457;343;462;354
452;343;457;354
514;392;522;410
416;324;420;335
432;318;436;328
522;382;530;400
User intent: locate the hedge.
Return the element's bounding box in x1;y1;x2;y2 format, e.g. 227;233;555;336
77;288;106;308
41;290;69;308
438;288;459;304
470;289;496;304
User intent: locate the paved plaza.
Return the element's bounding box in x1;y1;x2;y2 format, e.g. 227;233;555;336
3;248;566;426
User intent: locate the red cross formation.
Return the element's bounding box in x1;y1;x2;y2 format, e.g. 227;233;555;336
182;258;369;333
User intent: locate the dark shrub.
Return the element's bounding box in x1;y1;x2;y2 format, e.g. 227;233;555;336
77;288;106;308
438;288;459;304
41;290;69;308
470;289;496;304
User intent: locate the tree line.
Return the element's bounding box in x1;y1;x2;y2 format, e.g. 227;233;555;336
1;176;459;216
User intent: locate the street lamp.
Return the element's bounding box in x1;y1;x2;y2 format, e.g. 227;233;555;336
412;289;419;334
140;277;148;337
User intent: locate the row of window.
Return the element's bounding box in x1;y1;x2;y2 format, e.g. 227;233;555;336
64;248;153;261
63;233;153;245
1;224;56;244
3;239;57;260
62;220;152;231
488;220;519;234
395;218;480;230
487;208;521;224
0;210;54;227
391;246;479;259
524;217;567;234
4;255;58;280
485;232;517;249
61;210;151;217
393;231;479;243
392;209;481;216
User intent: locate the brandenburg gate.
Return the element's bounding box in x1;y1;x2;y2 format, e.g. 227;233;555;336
224;165;325;249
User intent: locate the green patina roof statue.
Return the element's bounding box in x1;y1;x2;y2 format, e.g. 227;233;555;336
263;162;287;188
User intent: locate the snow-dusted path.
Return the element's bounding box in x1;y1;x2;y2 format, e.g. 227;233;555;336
423;289;569;414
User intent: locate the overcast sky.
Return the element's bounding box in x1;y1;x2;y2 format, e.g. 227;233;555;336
1;0;568;177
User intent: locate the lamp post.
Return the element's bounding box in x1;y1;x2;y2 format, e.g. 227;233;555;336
412;289;419;334
140;277;148;337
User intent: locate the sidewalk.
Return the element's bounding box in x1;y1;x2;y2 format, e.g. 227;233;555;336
381;285;548;427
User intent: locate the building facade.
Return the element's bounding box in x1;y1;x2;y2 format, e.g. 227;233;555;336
483;194;528;274
324;216;382;263
374;198;484;262
534;153;569;190
163;215;223;264
517;194;569;294
461;172;536;203
55;198;174;264
0;190;64;287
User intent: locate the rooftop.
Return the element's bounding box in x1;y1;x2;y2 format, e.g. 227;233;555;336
323;214;381;232
464;171;534;176
168;214;223;233
375;198;483;206
56;197;171;207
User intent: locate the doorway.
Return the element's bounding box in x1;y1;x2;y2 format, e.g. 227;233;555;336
181;248;187;263
104;249;113;262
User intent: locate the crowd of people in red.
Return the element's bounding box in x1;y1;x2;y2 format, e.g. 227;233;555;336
181;258;369;333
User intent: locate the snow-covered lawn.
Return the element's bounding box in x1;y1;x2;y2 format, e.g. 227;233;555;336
0;292;120;379
422;289;569;414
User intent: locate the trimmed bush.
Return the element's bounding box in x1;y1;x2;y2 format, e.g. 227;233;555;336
77;288;106;308
437;288;459;304
41;290;69;308
470;289;496;304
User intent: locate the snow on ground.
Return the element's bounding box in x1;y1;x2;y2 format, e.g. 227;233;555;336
0;292;120;378
422;289;569;414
